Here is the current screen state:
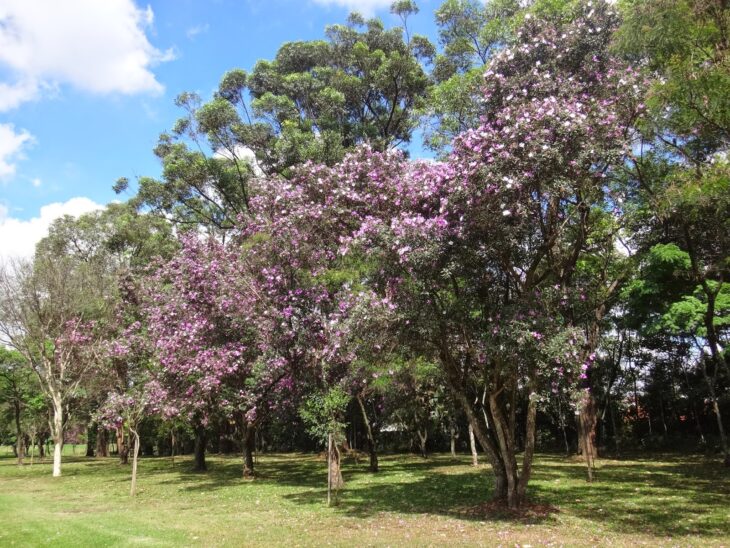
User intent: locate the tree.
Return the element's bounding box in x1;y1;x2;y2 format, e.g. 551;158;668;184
617;0;730;463
98;387;153;496
0;348;37;465
124;2;434;232
0;255;100;477
426;0;522;151
334;2;642;507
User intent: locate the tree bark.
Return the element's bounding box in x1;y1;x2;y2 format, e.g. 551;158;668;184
85;425;95;457
489;391;520;509
578;392;597;481
117;427;129;465
468;423;479;466
130;428;140;496
193;424;207;472
450;424;458;458
328;435;344;491
50;393;63;477
356;395;378;472
416;428;428;458
516;394;537;503
96;428;109;457
14;400;24;466
242;422;256;478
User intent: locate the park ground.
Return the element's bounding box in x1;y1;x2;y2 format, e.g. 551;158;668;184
0;448;728;547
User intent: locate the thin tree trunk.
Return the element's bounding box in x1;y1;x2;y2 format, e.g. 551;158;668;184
706;381;729;465
327;433;332;507
558;395;570;455
130;428;140;496
193;424;207;472
356;395;378;472
170;430;175;465
454;389;508;500
242;422;256;478
468;423;479;466
51;394;63;477
85;425;95;457
14;401;24;466
328;432;344;497
489;391;519;509
450;425;457;458
516;394;538;504
417;428;428;458
117;427;129;465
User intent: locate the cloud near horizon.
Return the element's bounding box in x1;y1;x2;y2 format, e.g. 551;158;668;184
0;197;104;261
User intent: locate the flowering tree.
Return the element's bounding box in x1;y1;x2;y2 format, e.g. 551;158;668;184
315;2;644;508
0;257;100;478
97;387;154;496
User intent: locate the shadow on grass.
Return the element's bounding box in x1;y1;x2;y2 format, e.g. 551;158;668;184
9;450;725;538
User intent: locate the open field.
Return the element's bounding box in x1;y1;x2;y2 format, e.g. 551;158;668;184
0;450;728;547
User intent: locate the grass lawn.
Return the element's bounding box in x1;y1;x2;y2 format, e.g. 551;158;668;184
0;448;728;547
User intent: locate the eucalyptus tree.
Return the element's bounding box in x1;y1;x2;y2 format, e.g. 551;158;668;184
123;1;434;233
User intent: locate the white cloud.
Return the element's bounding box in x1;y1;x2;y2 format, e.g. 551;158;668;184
0;197;104;260
0;0;174;111
186;23;210;40
0;123;33;180
310;0;393;16
31;177;41;188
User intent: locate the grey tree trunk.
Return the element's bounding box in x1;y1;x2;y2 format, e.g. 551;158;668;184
468;423;479;467
356;395;378;472
51;393;63;477
130;428;140;496
14;400;25;466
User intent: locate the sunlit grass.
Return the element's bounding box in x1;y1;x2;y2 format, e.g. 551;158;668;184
0;448;727;546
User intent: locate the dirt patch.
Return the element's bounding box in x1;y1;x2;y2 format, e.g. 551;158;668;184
454;499;559;520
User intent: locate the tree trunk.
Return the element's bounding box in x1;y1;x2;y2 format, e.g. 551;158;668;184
96;428;109;457
170;430;176;465
356;395;378;472
516;394;537;504
14;400;24;466
708;387;730;466
130;428;140;496
578;392;597;482
450;425;457;458
193;424;207;472
489;391;520;509
417;428;428;458
468;423;479;466
85;425;95;457
242;422;256;478
328;435;344;491
117;427;129;465
455;390;508;501
51;394;63;477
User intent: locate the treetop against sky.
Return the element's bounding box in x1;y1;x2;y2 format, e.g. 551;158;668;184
0;0;441;260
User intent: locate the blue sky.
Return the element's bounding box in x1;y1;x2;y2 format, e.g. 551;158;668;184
0;0;442;258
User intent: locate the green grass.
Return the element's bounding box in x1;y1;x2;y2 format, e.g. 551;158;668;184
0;449;728;547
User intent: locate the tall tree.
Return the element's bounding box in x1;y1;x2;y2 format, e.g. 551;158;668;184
123;2;434;231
